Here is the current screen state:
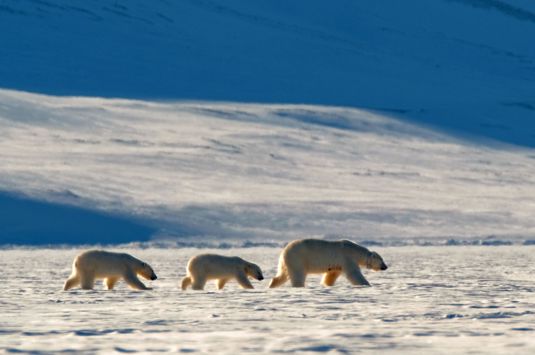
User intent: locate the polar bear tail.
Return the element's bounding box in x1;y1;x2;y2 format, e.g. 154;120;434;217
269;254;288;288
181;276;192;290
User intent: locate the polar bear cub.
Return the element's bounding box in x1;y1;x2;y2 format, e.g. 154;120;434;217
181;254;264;290
63;250;158;291
269;239;388;288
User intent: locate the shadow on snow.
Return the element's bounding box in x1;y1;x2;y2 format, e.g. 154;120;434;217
0;192;156;245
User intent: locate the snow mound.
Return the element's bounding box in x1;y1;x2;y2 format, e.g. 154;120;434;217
1;89;534;245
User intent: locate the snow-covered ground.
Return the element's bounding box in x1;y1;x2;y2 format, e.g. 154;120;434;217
1;89;535;246
1;246;534;354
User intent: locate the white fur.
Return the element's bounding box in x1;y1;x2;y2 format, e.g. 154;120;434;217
181;254;264;290
269;239;387;288
63;250;157;291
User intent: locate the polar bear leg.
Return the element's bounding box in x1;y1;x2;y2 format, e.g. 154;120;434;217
344;266;370;286
288;269;306;287
217;278;229;290
236;272;254;289
269;273;288;288
181;276;192;290
192;276;207;290
124;271;150;290
105;277;119;290
63;274;80;291
321;271;341;287
79;272;95;290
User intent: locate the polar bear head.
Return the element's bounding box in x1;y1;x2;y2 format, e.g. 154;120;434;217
244;262;264;281
136;260;158;281
366;251;388;271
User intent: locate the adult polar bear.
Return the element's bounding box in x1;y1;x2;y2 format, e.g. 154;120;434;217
63;250;158;290
269;239;388;288
182;254;264;290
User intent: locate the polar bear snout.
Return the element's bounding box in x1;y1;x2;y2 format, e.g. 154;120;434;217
245;263;264;281
366;251;388;272
147;269;157;280
254;270;264;281
138;261;158;281
251;269;264;281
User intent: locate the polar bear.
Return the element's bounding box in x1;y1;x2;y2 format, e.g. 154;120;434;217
181;254;264;290
269;239;388;288
63;250;158;291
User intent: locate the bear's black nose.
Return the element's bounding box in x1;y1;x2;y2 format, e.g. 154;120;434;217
258;276;264;281
151;275;158;280
381;264;388;271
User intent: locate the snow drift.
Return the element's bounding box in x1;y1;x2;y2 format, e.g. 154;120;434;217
1;0;535;244
1;90;534;245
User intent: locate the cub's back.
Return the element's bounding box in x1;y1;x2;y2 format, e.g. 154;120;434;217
187;254;242;275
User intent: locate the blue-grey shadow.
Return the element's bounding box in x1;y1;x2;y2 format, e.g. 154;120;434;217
1;1;534;147
0;192;156;245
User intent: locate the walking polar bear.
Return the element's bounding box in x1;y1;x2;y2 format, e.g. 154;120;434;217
269;239;388;288
63;250;158;291
181;254;264;290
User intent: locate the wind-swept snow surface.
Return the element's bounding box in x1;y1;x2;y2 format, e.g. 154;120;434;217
1;90;535;245
1;247;534;353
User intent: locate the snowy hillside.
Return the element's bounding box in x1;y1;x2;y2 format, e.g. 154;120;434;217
1;0;535;146
1;1;535;245
1;89;535;245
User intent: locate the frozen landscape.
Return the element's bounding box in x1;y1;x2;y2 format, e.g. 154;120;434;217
1;0;535;353
1;89;535;246
1;247;535;354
